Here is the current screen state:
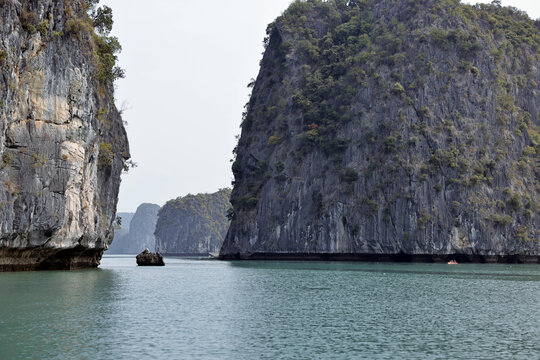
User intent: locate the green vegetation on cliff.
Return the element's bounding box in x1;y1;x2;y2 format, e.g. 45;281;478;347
155;189;232;255
18;0;124;84
223;0;540;259
0;0;129;270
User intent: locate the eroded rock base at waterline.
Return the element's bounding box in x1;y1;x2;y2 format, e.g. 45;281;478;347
219;252;540;264
0;247;104;271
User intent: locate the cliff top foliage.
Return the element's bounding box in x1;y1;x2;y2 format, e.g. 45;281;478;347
81;0;125;84
229;0;539;242
242;0;539;134
160;188;232;220
16;0;124;84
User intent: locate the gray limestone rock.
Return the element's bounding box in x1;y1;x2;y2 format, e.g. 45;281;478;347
220;0;540;263
0;0;129;270
136;249;164;266
107;204;159;254
106;212;134;254
155;189;231;256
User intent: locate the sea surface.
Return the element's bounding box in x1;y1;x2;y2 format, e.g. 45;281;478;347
0;256;539;359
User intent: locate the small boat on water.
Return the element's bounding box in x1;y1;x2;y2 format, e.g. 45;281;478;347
448;260;458;265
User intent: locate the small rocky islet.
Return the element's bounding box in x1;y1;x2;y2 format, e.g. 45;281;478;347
1;0;539;271
135;249;165;266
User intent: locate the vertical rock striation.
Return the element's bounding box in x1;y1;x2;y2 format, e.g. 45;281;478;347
155;189;231;256
220;0;540;262
0;0;129;270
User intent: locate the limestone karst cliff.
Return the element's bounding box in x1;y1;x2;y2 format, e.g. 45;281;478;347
0;0;129;270
107;204;159;254
220;0;540;262
155;189;231;256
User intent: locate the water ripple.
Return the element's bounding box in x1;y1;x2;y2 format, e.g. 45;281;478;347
0;256;538;359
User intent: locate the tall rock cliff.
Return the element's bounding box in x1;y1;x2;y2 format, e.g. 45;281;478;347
155;189;231;255
220;0;540;262
0;0;129;270
107;204;159;254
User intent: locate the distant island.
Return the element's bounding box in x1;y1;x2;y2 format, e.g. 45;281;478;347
220;0;540;262
155;188;231;256
106;189;231;257
107;204;160;254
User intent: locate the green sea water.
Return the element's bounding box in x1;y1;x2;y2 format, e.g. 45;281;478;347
0;256;538;359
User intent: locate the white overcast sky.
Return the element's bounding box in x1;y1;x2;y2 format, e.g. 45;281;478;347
100;0;540;212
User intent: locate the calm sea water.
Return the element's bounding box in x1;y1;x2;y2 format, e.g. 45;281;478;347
0;256;538;359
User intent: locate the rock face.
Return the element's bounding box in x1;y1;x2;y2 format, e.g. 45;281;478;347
155;189;231;255
106;211;134;253
220;0;540;262
107;204;159;254
0;1;129;270
136;249;164;266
